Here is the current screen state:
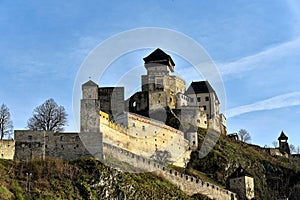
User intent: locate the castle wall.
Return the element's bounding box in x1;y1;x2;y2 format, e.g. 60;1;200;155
0;140;15;160
14;130;92;161
170;75;186;94
98;87;124;115
103;142;237;200
177;106;208;129
104;112;189;166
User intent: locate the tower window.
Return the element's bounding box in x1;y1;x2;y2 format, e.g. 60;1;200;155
28;135;32;141
132;123;135;127
203;106;207;111
142;126;145;131
197;97;201;102
205;96;209;101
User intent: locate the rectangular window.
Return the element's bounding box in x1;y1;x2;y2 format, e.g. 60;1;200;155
205;96;209;101
132;123;135;127
142;126;145;131
28;135;32;141
197;97;201;102
203;105;207;111
190;98;194;103
75;136;80;141
60;136;65;141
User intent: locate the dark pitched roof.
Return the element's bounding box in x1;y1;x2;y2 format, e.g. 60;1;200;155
143;48;175;71
228;165;252;179
185;81;216;95
278;131;288;140
82;80;98;87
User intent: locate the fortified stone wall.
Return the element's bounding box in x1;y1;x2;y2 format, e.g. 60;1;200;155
102;111;190;166
14;130;92;161
103;142;237;200
0;140;15;160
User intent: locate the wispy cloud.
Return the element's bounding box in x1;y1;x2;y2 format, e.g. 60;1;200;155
227;92;300;118
218;37;300;76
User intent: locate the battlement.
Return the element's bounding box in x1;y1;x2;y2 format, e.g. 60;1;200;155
103;142;237;199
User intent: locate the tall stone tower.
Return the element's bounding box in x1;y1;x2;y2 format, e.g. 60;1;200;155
228;165;255;200
80;80;100;133
278;131;290;155
141;48;185;110
80;80;103;159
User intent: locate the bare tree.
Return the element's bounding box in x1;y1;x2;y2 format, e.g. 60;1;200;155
238;129;251;143
0;104;13;140
290;144;296;153
272;141;278;148
27;98;67;132
297;146;300;154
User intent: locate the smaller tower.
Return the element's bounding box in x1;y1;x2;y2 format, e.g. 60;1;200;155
228;165;255;200
80;80;103;160
80;80;100;133
278;131;290;155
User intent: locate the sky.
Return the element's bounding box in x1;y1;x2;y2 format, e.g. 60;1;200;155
0;0;300;147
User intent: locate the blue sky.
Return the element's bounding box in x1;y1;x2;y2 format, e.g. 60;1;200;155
1;0;300;147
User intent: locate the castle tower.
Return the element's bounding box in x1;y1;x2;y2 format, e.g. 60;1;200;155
228;165;255;200
278;131;290;155
140;48;185;110
80;80;103;159
80;80;100;133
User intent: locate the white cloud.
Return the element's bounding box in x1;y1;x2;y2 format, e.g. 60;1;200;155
227;92;300;118
218;37;300;76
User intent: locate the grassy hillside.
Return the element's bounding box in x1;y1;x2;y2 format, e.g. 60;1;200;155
187;128;300;200
0;158;210;200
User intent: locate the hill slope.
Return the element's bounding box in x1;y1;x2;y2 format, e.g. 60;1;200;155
0;158;210;200
187;128;300;199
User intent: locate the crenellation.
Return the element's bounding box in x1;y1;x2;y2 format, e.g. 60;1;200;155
103;142;237;199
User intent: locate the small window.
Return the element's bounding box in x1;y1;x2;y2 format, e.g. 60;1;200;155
75;136;80;141
142;126;145;131
60;136;65;141
190;98;194;103
203;106;207;111
28;135;32;141
197;97;201;102
45;136;49;140
1;154;3;157
132;123;135;127
197;119;200;123
45;145;48;148
205;96;209;101
61;145;64;148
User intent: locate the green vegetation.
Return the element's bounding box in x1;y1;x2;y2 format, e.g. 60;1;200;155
187;128;300;199
0;158;207;200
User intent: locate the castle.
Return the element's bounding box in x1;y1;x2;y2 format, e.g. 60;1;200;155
0;48;258;199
